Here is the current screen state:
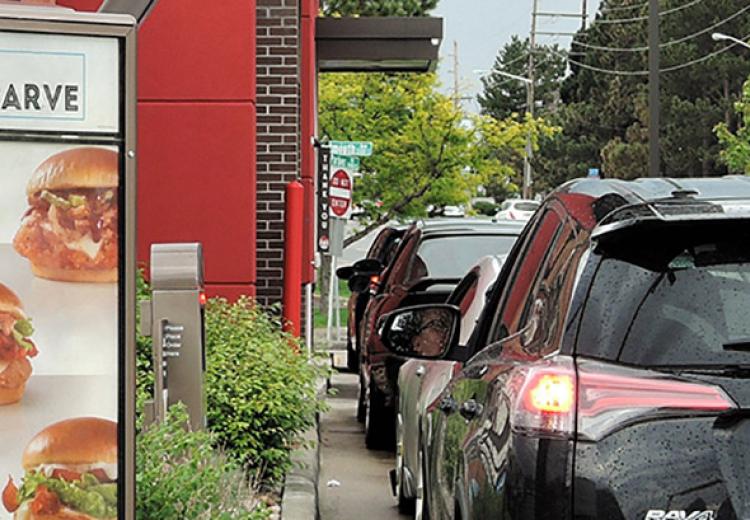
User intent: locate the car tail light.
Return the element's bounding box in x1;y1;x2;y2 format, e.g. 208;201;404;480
369;275;381;293
510;357;736;440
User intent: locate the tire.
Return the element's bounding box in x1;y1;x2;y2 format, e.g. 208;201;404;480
365;382;394;450
356;373;366;423
396;414;416;514
346;335;358;373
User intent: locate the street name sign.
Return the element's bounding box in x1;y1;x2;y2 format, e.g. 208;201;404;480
330;140;373;157
331;153;360;171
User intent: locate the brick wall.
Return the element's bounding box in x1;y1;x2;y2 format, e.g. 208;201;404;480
256;0;301;305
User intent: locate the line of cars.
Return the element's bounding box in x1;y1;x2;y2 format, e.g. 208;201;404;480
341;177;750;519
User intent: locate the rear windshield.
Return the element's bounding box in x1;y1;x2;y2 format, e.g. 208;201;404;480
578;221;750;368
411;235;516;280
514;202;540;212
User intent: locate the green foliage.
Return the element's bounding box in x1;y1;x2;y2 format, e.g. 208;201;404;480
530;0;750;189
321;0;436;16
204;297;328;483
471;200;498;216
136;269;153;417
319;73;476;224
716;78;750;174
318;73;556;239
135;272;327;483
136;405;268;520
478;36;568;120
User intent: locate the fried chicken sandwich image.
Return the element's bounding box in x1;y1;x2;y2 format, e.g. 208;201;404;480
2;418;118;519
0;283;37;405
14;148;118;283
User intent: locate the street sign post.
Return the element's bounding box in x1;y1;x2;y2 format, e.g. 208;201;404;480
330;140;373;157
317;146;331;253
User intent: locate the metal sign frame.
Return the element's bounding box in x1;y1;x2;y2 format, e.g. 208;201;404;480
0;9;137;520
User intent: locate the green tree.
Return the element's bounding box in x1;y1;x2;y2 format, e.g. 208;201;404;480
478;36;568;120
319;73;475;244
534;0;750;189
321;0;437;16
716;78;750;174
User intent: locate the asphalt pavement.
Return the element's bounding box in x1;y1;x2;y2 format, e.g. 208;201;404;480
318;372;409;520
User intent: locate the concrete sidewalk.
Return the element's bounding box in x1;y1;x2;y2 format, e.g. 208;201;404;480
318;373;408;520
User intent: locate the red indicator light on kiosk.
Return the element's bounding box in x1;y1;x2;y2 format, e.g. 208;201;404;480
199;291;207;306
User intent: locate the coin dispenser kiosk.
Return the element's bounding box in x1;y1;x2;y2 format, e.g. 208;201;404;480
140;243;207;431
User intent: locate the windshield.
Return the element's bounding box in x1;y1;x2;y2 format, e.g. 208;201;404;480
578;222;750;367
410;235;516;280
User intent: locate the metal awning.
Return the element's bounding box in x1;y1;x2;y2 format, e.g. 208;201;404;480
316;17;443;73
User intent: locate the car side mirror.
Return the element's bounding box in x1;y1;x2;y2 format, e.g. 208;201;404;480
377;304;460;360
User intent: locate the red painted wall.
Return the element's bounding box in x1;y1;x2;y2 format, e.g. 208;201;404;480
60;0;258;299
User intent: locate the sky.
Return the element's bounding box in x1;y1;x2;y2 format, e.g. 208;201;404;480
433;0;602;113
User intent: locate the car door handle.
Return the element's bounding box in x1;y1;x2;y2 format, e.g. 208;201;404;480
416;365;426;377
459;399;484;421
439;395;458;415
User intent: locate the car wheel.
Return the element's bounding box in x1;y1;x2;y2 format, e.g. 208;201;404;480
365;382;393;450
396;414;416;513
417;443;430;520
346;334;359;373
356;372;366;423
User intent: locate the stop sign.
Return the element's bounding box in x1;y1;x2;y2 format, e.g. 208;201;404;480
329;168;353;219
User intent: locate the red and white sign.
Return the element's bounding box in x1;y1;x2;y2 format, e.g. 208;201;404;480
329;168;353;219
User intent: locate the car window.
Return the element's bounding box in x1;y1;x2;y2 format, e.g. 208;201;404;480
407;235;517;281
577;221;750;368
489;208;563;344
514;202;540;212
519;220;585;357
500;201;511;211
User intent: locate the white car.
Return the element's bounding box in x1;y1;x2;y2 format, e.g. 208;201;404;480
442;205;465;218
494;199;540;221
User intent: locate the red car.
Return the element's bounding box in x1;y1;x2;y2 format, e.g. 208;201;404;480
357;219;525;449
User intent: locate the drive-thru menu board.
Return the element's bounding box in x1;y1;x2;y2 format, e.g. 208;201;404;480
0;10;136;520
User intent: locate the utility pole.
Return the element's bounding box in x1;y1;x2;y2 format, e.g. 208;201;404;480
453;40;460;108
648;0;660;177
582;0;588;30
524;0;538;200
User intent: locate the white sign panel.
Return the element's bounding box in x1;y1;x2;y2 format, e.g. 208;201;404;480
0;31;119;133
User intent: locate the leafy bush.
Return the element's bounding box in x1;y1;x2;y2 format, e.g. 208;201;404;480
472;200;498;216
136;405;268;520
205;298;327;482
136;270;153;416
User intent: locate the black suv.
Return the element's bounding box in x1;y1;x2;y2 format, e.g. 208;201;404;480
379;177;750;519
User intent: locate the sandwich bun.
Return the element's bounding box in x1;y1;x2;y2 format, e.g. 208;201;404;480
23;418;117;471
30;265;117;284
0;283;25;319
14;503;113;520
26;148;117;197
0;380;27;406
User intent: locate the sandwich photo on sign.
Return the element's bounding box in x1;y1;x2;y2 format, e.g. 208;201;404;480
0;284;37;406
2;417;117;520
13;148;119;284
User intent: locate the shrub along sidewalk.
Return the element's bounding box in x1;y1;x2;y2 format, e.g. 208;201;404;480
136;274;328;519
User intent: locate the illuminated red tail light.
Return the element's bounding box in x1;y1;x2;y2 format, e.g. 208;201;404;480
199;291;207;306
511;357;736;440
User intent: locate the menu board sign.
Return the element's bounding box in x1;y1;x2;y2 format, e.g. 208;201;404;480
0;21;129;520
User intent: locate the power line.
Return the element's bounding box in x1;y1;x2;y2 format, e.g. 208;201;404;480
543;34;750;76
597;0;705;24
600;1;648;13
571;3;750;52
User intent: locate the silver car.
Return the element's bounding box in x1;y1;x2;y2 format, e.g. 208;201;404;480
392;254;510;518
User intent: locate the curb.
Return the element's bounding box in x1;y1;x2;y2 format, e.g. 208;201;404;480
280;379;326;520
